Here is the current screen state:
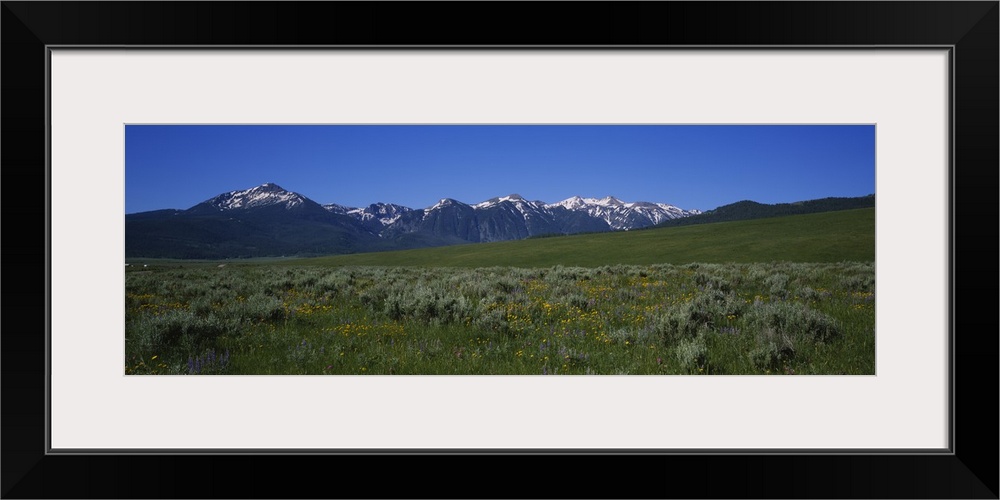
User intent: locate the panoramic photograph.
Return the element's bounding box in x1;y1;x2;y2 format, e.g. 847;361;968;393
125;124;875;375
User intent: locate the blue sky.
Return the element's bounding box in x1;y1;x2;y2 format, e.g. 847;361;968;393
125;125;875;214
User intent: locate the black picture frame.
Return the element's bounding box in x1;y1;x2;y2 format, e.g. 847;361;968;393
3;2;996;498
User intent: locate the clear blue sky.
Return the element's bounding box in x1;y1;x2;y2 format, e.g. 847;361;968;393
125;125;875;214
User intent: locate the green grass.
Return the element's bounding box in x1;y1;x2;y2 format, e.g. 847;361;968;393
124;209;875;375
125;262;875;376
289;208;874;268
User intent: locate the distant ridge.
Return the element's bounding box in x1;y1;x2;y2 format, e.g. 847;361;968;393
126;183;874;259
652;194;875;229
126;183;700;258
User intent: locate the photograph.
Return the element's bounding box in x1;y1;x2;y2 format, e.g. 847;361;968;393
4;0;995;497
125;124;876;376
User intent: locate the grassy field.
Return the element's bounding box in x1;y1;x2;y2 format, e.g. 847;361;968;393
289;208;874;268
125;263;875;375
125;210;875;376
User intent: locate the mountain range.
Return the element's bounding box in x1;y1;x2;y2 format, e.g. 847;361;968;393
125;183;701;259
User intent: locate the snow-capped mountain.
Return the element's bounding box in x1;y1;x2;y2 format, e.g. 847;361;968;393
374;193;699;243
321;202;354;215
129;183;380;259
126;182;872;260
127;183;702;258
545;196;699;230
473;194;545;212
323;202;414;234
350;203;413;226
470;194;561;241
320;190;698;236
200;183;307;211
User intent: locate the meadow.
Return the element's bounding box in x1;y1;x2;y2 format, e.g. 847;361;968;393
291;208;875;267
125;209;875;375
125;261;875;375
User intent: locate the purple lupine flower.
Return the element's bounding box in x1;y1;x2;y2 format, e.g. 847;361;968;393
187;357;194;374
542;366;548;375
195;357;202;374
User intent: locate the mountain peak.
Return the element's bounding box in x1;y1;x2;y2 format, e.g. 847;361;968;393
322;202;356;215
474;194;531;209
548;195;615;210
429;198;463;210
132;185;707;258
206;183;305;211
547;196;584;208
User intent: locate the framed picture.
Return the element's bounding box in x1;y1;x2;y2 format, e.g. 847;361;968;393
4;2;996;498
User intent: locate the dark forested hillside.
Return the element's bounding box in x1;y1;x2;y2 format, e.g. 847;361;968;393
653;195;875;229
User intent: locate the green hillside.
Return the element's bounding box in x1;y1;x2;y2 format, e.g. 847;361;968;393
295;208;875;267
654;194;875;228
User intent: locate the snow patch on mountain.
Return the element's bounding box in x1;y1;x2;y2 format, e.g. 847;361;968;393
546;195;700;229
423;198;468;219
207;183;306;211
429;198;458;211
322;203;356;215
474;194;528;209
322;191;700;233
355;204;412;226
